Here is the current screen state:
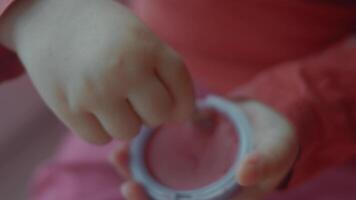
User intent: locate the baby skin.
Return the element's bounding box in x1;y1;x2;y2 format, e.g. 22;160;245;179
0;0;298;199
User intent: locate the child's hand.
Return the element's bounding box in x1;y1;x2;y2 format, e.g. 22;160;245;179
110;101;299;200
1;0;194;143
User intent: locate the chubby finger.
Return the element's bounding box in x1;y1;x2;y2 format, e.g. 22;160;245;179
156;47;195;121
94;100;142;139
237;144;297;188
120;181;150;200
60;111;112;144
110;142;132;178
128;76;173;127
236;101;298;187
47;88;112;144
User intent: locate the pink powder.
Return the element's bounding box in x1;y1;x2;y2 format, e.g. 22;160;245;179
145;114;238;190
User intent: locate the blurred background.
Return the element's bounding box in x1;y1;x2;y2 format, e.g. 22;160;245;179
0;76;65;200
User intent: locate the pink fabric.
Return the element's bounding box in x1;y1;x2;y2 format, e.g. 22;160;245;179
0;0;24;83
0;45;24;83
132;0;356;92
0;0;355;199
266;160;356;200
30;133;356;200
30;134;124;200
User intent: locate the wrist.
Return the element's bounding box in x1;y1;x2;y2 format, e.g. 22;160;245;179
0;0;49;52
0;0;24;50
0;0;84;52
0;0;132;60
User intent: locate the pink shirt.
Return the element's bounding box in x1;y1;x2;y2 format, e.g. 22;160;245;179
1;0;356;198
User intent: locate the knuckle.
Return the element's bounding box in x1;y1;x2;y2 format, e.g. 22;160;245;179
67;79;98;112
117;57;155;88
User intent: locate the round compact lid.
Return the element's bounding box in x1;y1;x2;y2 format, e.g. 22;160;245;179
130;95;253;200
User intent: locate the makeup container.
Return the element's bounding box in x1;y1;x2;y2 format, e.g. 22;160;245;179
130;95;252;200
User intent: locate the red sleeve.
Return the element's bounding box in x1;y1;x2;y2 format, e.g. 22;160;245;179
0;0;24;83
232;37;356;188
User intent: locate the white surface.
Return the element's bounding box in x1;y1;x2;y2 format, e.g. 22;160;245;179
0;76;65;200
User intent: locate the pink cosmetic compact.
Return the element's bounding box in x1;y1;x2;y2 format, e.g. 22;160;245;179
130;95;252;200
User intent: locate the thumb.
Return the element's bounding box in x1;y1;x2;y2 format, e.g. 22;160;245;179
235;101;298;187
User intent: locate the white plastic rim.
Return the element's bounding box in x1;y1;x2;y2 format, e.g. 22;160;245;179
130;95;253;200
